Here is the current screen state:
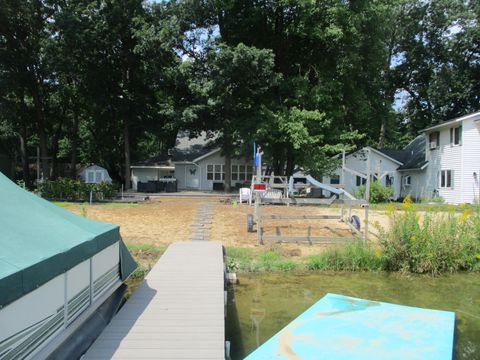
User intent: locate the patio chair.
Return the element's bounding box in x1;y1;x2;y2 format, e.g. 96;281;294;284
239;187;251;203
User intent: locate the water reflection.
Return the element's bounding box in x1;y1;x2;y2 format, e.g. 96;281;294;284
226;272;480;360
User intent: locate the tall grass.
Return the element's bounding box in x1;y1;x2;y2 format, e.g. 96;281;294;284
304;241;382;271
379;198;480;274
226;199;480;274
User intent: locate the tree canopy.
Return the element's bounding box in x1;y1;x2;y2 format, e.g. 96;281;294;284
0;0;478;186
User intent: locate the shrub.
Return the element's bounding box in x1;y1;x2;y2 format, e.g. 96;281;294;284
355;181;394;203
379;198;480;274
37;178;117;201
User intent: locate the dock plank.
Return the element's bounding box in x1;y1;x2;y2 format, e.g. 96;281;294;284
83;241;225;360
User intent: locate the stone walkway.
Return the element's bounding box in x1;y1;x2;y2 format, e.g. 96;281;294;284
189;203;214;241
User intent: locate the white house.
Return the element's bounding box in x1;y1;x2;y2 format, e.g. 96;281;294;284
79;164;112;184
324;111;480;204
322;145;416;200
406;111;480;204
131;131;253;191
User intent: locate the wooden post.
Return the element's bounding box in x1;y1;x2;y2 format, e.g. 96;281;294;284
365;148;371;202
364;149;371;242
364;204;369;242
255;193;263;245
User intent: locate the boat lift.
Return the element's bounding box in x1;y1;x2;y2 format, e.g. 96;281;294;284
247;146;372;245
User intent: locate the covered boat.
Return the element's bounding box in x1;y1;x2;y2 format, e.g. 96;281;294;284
0;172;137;359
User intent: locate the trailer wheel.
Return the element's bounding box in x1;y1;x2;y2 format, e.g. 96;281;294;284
247;214;254;232
350;215;361;231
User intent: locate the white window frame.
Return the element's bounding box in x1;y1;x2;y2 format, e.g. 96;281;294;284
404;175;411;186
207;164;224;181
356;176;367;186
330;175;340;185
86;170;95;183
385;174;394;187
440;170;453;189
231;164;253;182
450;126;462;146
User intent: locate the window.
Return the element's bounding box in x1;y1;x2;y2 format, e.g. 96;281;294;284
356;176;366;186
207;165;213;180
231;165;238;181
404;175;411;186
231;164;253;182
95;171;103;183
385;175;394;187
87;171;95;183
330;175;340;185
450;126;462;145
429;131;440;149
207;164;224;181
440;170;453;188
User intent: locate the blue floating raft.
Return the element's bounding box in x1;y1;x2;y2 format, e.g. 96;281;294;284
245;293;455;360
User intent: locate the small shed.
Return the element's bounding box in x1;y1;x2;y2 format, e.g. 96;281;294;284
79;164;112;184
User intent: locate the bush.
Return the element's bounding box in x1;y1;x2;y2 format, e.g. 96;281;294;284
355;181;394;203
37;178;117;201
379;198;480;274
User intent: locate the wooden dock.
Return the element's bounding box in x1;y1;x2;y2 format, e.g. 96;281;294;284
83;241;226;359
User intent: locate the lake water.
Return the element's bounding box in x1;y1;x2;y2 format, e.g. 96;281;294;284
226;272;480;359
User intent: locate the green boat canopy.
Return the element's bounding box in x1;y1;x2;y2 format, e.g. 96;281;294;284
0;172;137;308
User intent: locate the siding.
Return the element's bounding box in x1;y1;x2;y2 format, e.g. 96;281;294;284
461;118;480;203
424;116;480;204
324;149;401;199
196;153;251;191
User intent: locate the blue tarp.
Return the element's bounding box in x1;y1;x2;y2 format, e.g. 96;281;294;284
245;293;455;360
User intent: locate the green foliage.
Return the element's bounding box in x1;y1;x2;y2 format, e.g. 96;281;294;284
226;247;298;272
38;178;117;201
304;241;383;271
379;202;480;274
355;181;394;203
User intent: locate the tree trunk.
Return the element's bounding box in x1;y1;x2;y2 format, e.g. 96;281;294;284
19;126;30;187
124;122;131;189
31;84;48;180
378;121;386;148
70;109;79;178
224;153;231;193
286;151;295;176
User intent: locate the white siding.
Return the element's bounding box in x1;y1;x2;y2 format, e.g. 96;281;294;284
462;118;480;203
324;149;401;199
423;115;480;204
196;153;251;191
399;171;430;200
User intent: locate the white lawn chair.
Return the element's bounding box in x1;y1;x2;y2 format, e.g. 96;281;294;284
239;187;251;203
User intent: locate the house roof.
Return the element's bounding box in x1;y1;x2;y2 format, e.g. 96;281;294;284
375;149;409;164
347;135;427;172
419;111;480;133
133;130;220;167
397;136;427;171
170;130;219;162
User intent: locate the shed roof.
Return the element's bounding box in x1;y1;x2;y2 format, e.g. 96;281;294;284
0;172;135;308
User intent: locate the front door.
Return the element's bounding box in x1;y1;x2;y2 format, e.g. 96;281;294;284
186;165;199;189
